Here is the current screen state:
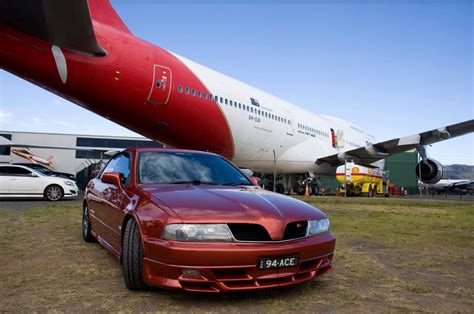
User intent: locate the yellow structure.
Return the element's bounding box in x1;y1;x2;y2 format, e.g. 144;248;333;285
336;162;389;197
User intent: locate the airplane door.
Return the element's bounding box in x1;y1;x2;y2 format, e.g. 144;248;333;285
286;111;294;136
147;64;172;105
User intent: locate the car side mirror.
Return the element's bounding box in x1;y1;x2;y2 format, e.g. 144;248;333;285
250;176;261;186
102;172;122;189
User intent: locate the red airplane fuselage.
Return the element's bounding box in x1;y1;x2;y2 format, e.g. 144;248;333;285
0;2;234;159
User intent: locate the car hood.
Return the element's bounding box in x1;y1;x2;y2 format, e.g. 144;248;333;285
143;185;326;241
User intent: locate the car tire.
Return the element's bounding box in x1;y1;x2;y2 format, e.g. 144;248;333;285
44;184;63;201
82;205;95;243
123;218;147;290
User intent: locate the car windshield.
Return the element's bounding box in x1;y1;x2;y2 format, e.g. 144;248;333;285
138;151;252;185
34;167;53;175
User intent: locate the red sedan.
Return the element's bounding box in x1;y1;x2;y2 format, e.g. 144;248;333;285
83;148;335;292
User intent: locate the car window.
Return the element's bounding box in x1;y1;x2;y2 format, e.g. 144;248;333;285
7;167;33;176
113;153;131;185
137;151;251;185
0;166;9;176
101;156;119;176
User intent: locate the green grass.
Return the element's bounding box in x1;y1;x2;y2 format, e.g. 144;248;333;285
0;197;473;312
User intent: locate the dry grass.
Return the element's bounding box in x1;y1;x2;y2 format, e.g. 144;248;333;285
0;197;473;312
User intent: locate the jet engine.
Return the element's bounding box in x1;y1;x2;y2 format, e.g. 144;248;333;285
415;158;443;184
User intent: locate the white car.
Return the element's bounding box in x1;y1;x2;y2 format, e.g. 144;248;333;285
0;165;79;201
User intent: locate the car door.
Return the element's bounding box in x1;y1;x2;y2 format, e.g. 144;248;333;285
87;155;119;244
100;153;132;252
8;166;44;195
0;166;10;194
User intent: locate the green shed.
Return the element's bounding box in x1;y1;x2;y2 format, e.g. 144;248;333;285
385;150;419;194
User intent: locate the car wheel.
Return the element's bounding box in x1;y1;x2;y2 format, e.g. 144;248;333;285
122;219;147;290
82;205;95;242
45;184;63;201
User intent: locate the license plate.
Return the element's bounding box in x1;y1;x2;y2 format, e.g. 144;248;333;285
258;256;299;270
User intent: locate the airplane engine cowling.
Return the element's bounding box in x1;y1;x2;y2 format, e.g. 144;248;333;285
415;158;443;184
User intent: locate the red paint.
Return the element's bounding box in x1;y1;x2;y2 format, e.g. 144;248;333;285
0;1;234;158
85;147;336;292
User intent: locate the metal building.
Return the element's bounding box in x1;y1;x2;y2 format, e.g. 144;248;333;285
384;150;419;194
0;130;163;188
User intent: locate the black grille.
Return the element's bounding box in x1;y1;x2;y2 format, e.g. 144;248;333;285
283;221;308;240
227;224;272;241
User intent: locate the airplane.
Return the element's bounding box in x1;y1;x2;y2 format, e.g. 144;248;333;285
10;147;54;167
0;0;473;191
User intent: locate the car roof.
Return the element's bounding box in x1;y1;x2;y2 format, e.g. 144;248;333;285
2;164;38;171
13;163;45;167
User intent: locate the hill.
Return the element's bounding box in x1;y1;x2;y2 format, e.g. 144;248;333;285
443;164;474;180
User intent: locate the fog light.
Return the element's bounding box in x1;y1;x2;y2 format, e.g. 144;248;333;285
182;269;201;277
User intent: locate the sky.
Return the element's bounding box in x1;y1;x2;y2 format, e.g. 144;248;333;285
0;0;472;165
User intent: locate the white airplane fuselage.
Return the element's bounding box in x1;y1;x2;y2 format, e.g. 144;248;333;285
173;53;376;175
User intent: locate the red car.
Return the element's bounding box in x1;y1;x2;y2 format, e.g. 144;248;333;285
83;148;335;292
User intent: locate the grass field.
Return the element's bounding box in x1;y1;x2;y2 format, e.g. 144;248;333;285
1;197;473;312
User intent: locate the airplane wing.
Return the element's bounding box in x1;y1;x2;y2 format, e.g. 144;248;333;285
316;119;474;166
0;0;106;56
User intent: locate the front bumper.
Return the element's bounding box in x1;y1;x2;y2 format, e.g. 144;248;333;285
63;185;79;198
142;232;336;292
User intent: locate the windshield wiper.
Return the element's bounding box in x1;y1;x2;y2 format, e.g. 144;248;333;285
221;182;252;186
166;180;220;185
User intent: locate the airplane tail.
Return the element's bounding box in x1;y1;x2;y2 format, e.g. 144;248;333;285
88;0;132;35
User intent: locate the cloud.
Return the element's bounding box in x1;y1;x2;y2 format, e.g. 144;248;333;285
0;110;14;124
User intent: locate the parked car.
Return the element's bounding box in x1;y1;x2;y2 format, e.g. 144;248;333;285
13;163;76;181
83;148;335;292
0;165;78;201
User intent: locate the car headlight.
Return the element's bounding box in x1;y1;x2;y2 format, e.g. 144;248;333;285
64;181;74;186
308;218;330;235
162;224;233;242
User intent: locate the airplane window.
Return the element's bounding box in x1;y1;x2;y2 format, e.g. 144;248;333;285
204;92;208;99
258;110;261;115
225;98;228;105
239;103;242;109
234;102;237;108
192;89;195;96
284;119;287;124
178;85;183;93
220;97;223;103
230;100;233;106
251;108;254;113
197;91;201;97
215;95;218;101
185;87;190;94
